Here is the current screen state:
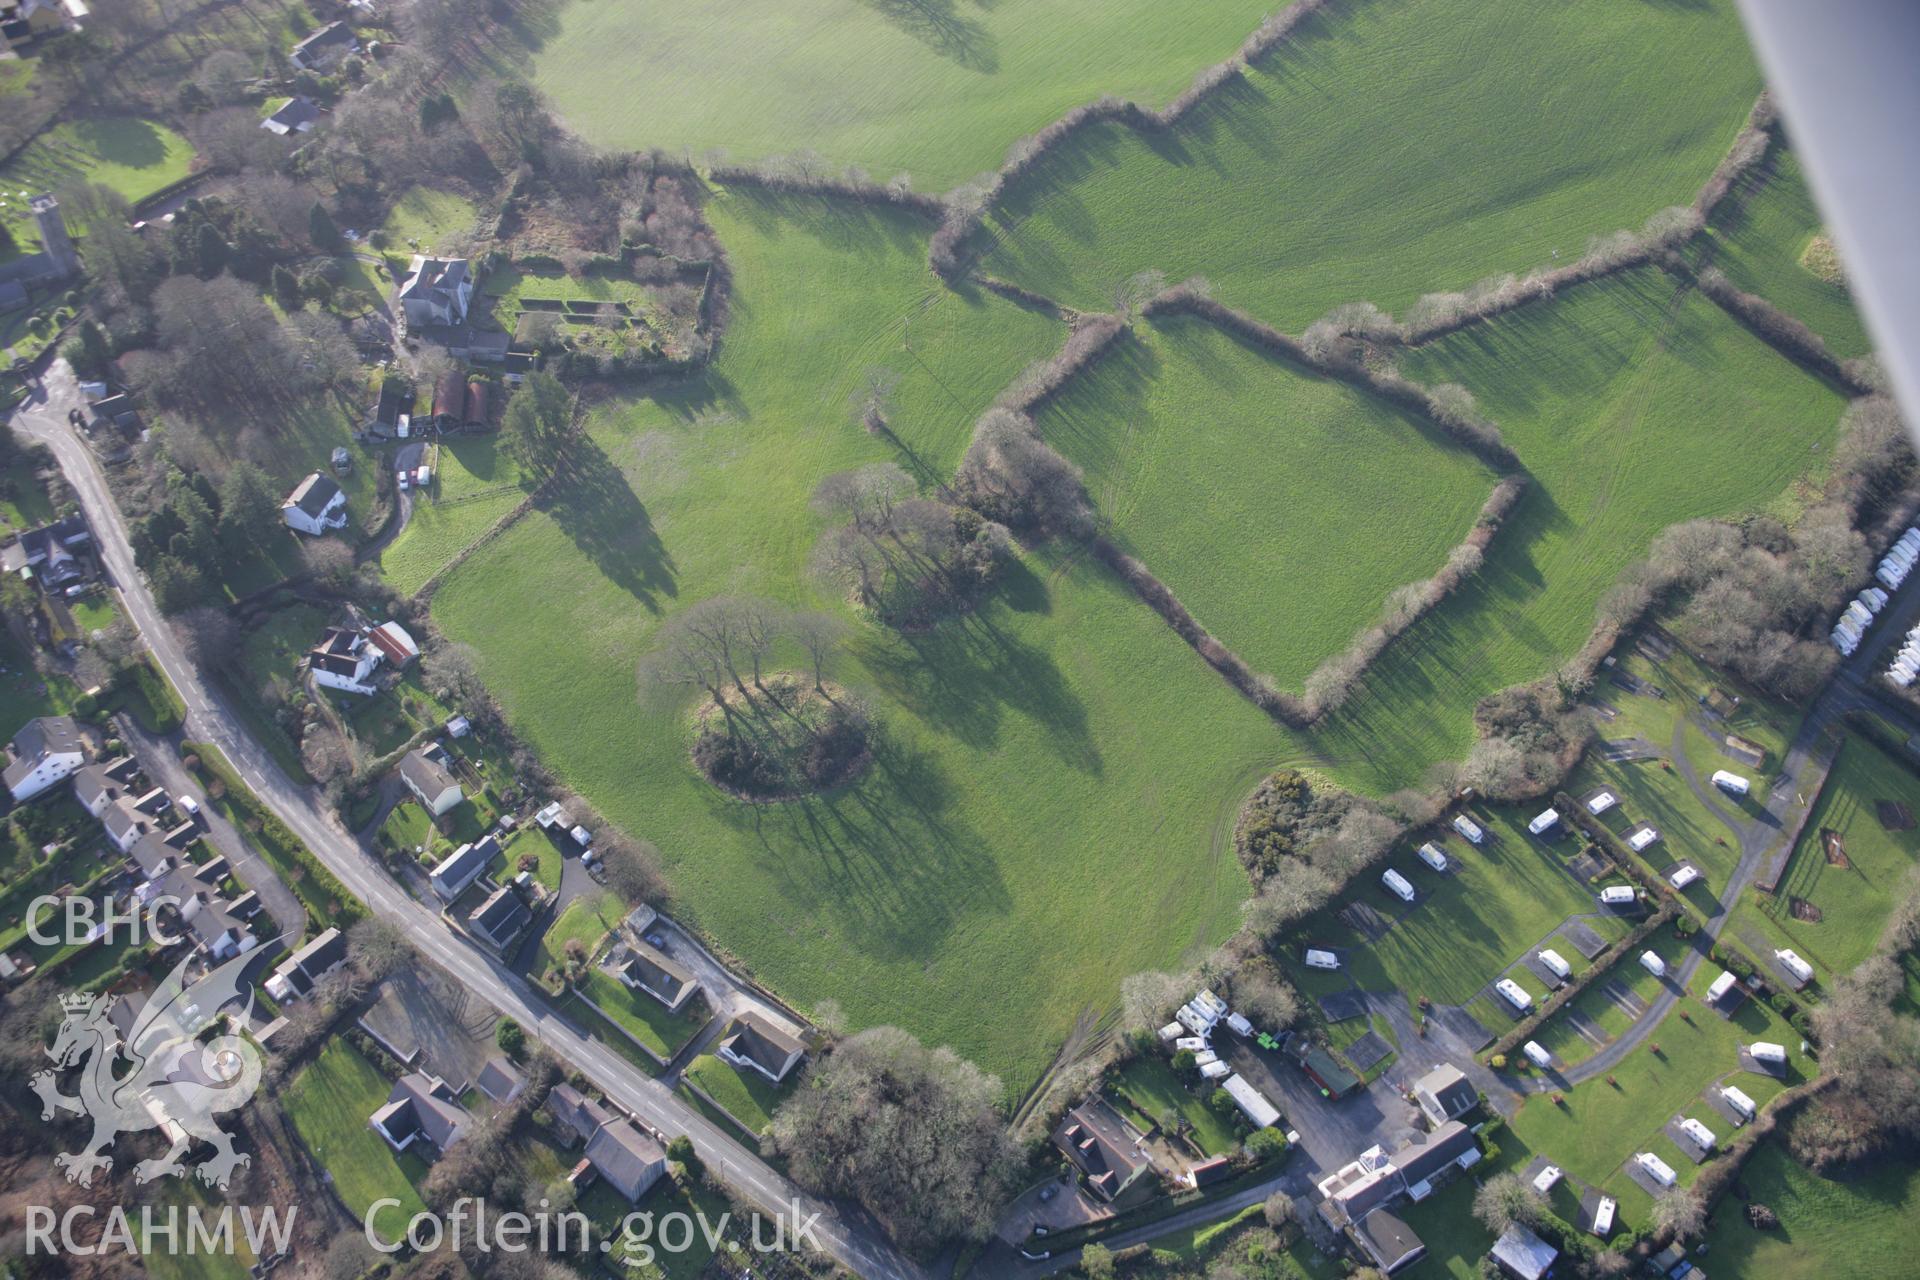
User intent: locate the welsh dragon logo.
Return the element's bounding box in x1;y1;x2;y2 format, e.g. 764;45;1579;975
31;943;267;1189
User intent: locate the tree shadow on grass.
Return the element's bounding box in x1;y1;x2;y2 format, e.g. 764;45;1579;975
857;0;998;73
853;580;1099;774
715;722;1011;964
721;186;931;262
537;431;677;612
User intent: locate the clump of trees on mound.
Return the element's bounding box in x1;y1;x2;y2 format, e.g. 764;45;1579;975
771;1026;1018;1257
637;596;867;800
810;463;1013;629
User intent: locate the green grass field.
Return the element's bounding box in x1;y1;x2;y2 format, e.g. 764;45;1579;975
681;1052;791;1138
1700;1143;1920;1280
1727;737;1920;987
377;436;529;596
1699;145;1874;359
1035;313;1496;687
0;117;194;249
382;186;480;254
534;887;624;981
531;0;1280;189
578;965;708;1061
976;0;1762;331
138;1181;253;1280
281;1040;428;1237
1314;270;1844;794
432;190;1295;1089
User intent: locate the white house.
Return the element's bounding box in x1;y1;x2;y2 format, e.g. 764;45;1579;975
397;255;473;328
4;715;85;802
400;744;463;816
282;473;347;536
307;625;383;695
716;1012;806;1083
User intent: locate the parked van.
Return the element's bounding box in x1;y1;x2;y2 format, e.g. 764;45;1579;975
1417;842;1448;872
1304;949;1340;971
175;793;200;819
1640;950;1667;978
1523;1040;1552;1068
1381;869;1415;902
1537;948;1571;980
1495;978;1533;1012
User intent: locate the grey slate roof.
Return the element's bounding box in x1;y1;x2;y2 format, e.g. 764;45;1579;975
5;715;82;792
285;472;342;517
584;1119;667;1202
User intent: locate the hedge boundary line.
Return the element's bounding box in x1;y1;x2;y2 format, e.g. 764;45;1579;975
1485;902;1678;1064
1677;258;1877;395
927;0;1337;278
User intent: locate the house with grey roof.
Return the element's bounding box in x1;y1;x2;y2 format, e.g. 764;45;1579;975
261;95;322;136
1053;1097;1154;1204
370;1072;470;1155
398;256;473;328
430;834;498;901
476;1057;525;1106
1411;1063;1480;1127
288;20;356;70
716;1011;806;1084
4;715;84;802
400;744;463;816
282;473;347;536
0;513;92;588
265;926;349;1001
547;1083;615;1145
467;884;530;954
581;1119;667;1203
615;943;698;1013
71;756;137;816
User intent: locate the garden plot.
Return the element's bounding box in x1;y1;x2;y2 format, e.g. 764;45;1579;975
978;0;1763;330
1316;277;1842;796
1035;312;1497;689
431;189;1304;1090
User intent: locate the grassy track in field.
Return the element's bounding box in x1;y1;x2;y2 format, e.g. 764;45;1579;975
1700;1141;1920;1280
1314;270;1844;794
378;436;529;596
976;0;1762;331
1035;312;1496;687
1698;145;1874;359
431;190;1296;1089
531;0;1276;189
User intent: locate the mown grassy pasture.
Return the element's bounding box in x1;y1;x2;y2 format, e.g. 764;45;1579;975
531;0;1278;189
1700;1142;1920;1280
1727;737;1920;987
382;186;480;254
1700;145;1874;359
976;0;1762;331
432;191;1293;1089
681;1052;791;1139
0;118;194;250
1315;270;1844;794
1036;312;1496;687
377;436;529;596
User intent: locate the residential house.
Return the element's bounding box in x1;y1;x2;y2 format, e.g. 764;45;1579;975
1353;1209;1425;1275
370;1072;470;1155
400;744;463;815
430;834;499;902
1;514;92;588
264;926;349;1001
1319;1122;1483;1275
615;944;697;1013
4;715;85;802
0;195;78;287
1390;1121;1480;1199
101;785;172;852
399;256;473;329
128;832;184;881
1052;1097;1154;1204
308;625;383;695
71;756;138;817
716;1012;805;1084
467;884;530;954
476;1057;525;1106
261;96;322;136
140;865;256;961
1411;1064;1480;1127
0;0;86;46
581;1119;667;1203
282;473;348;536
547;1083;615;1146
288;20;356;71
